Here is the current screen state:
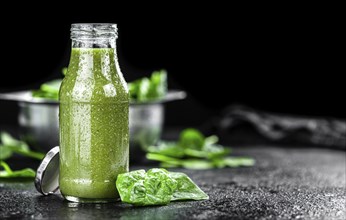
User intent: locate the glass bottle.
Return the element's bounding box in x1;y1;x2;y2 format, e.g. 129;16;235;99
59;23;129;203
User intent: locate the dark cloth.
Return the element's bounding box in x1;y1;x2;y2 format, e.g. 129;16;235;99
216;105;346;149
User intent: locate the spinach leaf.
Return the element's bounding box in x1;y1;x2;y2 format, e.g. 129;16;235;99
0;132;44;160
40;79;62;94
128;80;140;100
116;168;208;206
0;145;12;160
147;141;185;158
144;169;177;205
0;161;36;178
115;169;147;205
203;144;231;159
146;153;215;170
179;128;205;150
116;168;177;206
204;135;219;146
146;153;182;166
129;77;152;101
147;70;167;100
169;172;209;201
7;146;45;160
62;67;68;75
137;78;151;101
32;79;62;100
1;132;29;150
222;157;255;167
179;159;214;170
183;145;230;159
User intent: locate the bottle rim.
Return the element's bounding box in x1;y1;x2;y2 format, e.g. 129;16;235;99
71;23;117;39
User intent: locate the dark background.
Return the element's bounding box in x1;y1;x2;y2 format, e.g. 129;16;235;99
0;7;344;127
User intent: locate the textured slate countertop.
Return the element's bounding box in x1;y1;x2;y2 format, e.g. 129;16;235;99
0;146;345;219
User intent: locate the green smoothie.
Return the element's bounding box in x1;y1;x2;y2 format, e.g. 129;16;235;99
59;48;129;202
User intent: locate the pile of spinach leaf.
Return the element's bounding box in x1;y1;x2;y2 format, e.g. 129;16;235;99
116;168;208;206
146;128;255;169
32;69;167;102
128;69;167;102
0;132;44;178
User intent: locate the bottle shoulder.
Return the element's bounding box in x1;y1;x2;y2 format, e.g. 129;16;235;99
60;74;129;103
61;48;128;102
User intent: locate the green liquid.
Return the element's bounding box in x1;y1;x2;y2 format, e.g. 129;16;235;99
59;48;129;201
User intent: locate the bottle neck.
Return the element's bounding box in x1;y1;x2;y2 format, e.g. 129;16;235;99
68;24;122;81
70;23;118;48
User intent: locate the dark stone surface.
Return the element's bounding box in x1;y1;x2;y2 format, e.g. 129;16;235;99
1;146;345;219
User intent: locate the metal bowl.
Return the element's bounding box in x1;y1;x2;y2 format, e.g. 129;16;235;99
0;90;186;152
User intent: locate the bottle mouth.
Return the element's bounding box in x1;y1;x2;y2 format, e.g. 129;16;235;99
71;23;118;39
